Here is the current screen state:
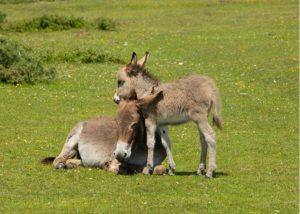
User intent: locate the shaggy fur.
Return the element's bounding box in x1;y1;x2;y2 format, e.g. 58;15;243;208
114;52;221;178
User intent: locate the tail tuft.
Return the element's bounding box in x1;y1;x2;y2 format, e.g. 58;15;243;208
41;157;55;165
211;86;222;130
213;115;222;130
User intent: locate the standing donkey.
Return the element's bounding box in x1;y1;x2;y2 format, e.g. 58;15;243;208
113;52;222;178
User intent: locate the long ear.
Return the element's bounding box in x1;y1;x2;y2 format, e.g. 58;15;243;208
130;52;137;65
137;51;149;68
137;91;163;108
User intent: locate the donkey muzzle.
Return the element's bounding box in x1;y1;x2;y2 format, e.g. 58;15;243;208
113;93;121;104
114;142;131;162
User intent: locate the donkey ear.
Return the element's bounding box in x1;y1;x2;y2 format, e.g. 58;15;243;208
137;90;163;108
137;51;149;68
130;52;137;65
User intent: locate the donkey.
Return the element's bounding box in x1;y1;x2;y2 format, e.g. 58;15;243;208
113;52;222;178
42;92;166;175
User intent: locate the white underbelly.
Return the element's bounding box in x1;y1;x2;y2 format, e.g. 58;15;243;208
157;114;190;125
79;143;109;167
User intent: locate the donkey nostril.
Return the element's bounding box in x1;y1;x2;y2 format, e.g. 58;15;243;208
124;152;127;158
113;152;116;156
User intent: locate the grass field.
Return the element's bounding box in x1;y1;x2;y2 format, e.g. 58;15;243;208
0;0;298;213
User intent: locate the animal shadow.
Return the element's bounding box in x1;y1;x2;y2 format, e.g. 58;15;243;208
175;171;229;178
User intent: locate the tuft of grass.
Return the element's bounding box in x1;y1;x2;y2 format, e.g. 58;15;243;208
0;38;56;84
0;0;56;4
36;47;125;64
0;11;6;24
61;48;124;64
12;15;85;32
6;15;118;32
97;17;117;31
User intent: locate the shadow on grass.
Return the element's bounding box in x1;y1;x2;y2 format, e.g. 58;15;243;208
119;170;229;177
175;171;229;178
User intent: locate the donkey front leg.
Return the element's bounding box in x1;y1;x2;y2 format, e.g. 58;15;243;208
53;147;77;169
143;119;157;175
159;126;176;175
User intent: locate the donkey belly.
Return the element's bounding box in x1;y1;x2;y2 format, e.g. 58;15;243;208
77;116;117;168
78;141;113;168
157;113;190;126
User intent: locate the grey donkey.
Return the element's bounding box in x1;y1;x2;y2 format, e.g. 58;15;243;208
113;52;222;178
42;94;166;175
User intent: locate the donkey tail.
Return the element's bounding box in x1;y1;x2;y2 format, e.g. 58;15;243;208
212;89;222;129
41;156;56;165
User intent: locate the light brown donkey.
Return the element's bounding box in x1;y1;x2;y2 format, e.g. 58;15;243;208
42;93;166;175
113;52;222;178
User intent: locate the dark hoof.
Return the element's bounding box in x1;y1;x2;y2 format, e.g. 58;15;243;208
197;169;206;176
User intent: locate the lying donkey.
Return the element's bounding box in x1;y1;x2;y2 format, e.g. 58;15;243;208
42;92;166;175
113;52;222;178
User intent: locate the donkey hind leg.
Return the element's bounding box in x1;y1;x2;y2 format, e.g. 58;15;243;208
153;164;166;175
197;131;208;176
53;145;77;169
195;115;216;178
159;126;176;175
53;123;83;169
142;120;157;175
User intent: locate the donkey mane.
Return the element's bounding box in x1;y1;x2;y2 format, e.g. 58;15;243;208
128;65;159;86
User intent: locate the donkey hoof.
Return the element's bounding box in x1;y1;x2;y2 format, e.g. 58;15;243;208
205;172;214;179
55;163;66;169
142;167;152;175
167;169;176;176
197;169;206;176
66;163;77;169
153;165;166;175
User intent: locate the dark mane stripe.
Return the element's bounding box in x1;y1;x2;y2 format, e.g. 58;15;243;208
143;69;160;85
127;65;159;86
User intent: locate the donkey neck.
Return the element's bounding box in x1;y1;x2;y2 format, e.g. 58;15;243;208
133;73;159;98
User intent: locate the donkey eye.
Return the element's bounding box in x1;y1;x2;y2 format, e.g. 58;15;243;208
131;123;138;129
118;80;125;87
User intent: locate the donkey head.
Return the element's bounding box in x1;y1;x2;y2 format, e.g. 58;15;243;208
113;90;163;162
113;52;149;104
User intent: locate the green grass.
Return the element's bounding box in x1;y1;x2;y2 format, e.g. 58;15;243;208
0;0;298;213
